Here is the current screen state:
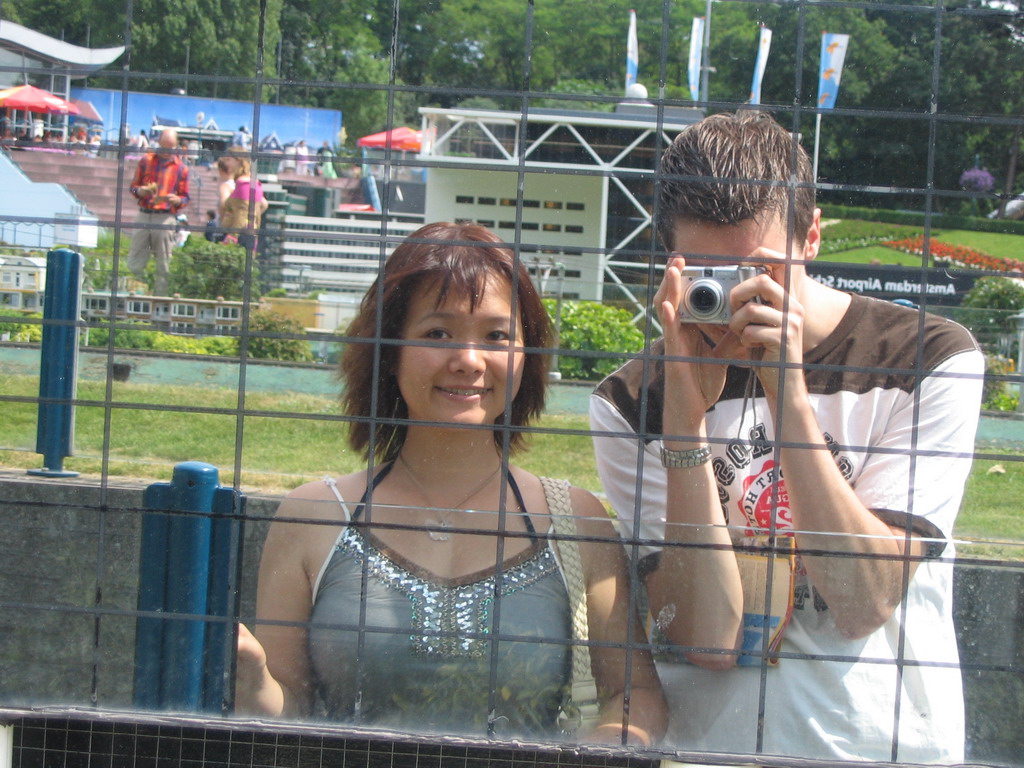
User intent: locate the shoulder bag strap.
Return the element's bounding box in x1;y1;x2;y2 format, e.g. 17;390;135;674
540;476;600;735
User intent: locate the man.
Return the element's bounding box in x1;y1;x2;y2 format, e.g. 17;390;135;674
590;111;982;762
233;125;252;149
127;127;190;295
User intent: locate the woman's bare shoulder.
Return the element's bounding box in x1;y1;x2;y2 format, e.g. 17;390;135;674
510;469;610;532
274;472;368;523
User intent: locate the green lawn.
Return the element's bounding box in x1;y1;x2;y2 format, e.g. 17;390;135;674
0;373;599;495
956;456;1024;559
820;245;923;266
2;373;1021;558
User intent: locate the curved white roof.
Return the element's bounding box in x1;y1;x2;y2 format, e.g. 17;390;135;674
0;20;123;75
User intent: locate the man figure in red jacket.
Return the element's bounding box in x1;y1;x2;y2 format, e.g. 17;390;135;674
127;128;190;295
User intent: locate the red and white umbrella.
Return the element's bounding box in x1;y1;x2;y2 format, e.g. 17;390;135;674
356;126;422;152
0;84;80;115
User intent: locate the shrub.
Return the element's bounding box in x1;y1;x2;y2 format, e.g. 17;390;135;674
984;388;1019;412
84;323;156;350
959;167;995;193
168;238;257;301
981;354;1018;410
0;311;43;342
955;277;1024;353
150;334;218;355
199;335;240;356
244;309;314;362
83;323;237;357
818;205;1024;236
545;299;644;381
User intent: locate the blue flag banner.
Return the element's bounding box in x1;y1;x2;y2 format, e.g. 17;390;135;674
688;17;705;102
817;32;850;109
749;27;772;105
626;10;639;91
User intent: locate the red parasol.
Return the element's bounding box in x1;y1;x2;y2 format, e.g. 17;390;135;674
356;126;422;152
0;84;80;115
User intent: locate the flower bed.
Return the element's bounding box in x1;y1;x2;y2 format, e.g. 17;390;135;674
883;236;1024;274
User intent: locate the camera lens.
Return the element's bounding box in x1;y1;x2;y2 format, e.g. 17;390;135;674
690;285;720;313
684;278;724;321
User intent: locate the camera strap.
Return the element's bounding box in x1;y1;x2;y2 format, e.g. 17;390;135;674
735;362;761;441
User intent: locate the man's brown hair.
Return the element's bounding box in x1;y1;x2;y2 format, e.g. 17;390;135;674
656;111;815;250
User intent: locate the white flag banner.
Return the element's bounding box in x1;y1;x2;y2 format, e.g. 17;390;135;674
817;32;851;109
626;9;639;91
749;27;772;105
688;17;705;102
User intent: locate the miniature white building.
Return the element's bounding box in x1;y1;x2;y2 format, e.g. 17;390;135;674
0;253;47;310
418;103;703;308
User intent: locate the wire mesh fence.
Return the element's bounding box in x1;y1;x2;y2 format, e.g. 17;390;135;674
1;1;1023;767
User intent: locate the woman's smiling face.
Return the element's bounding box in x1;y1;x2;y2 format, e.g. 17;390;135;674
396;275;525;431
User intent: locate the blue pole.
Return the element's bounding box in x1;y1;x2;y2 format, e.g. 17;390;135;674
29;247;82;478
133;462;244;713
203;486;246;713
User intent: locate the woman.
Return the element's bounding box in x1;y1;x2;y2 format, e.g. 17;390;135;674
218;146;269;249
236;222;666;745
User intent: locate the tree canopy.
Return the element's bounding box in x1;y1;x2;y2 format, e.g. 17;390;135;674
3;0;1021;206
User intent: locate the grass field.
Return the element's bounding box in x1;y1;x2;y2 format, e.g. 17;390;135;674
2;372;1021;559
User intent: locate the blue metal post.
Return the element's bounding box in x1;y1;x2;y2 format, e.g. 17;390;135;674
29;247;82;478
134;462;244;713
204;486;246;713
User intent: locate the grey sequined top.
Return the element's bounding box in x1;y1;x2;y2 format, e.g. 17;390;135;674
308;473;572;739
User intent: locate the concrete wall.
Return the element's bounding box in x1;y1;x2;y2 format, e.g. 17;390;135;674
0;473;274;709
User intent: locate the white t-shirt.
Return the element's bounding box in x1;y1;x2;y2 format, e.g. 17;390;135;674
591;295;983;763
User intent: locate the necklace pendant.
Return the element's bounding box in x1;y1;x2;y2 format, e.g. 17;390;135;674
426;518;452;542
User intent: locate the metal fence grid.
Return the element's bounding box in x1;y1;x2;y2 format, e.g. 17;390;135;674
2;0;1023;766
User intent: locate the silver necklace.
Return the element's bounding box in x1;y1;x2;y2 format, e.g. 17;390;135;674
397;453;502;542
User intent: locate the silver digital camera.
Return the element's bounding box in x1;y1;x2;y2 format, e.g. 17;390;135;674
678;266;761;324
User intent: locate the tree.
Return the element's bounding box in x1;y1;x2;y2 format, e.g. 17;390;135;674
167;238;256;301
3;0;282;100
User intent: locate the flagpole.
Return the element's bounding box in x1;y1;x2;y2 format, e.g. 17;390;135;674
813;112;822;181
701;0;712;105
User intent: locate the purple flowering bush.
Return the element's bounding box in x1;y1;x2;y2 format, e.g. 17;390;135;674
960;166;996;192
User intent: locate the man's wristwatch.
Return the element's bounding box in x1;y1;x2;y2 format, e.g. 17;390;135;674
660;444;712;468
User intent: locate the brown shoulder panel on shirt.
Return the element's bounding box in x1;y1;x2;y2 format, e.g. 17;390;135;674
592;295;979;444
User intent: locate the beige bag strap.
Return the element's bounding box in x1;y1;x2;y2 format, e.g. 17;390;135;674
540;476;600;734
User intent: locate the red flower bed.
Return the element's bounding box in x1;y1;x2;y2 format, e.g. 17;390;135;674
883;236;1024;274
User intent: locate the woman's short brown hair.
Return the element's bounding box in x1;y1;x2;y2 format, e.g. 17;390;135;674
341;222;552;462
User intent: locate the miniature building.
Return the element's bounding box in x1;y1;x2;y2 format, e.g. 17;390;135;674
274;104;703;306
80;291;255;334
278;210;424;295
0;253;46;310
419;103;703;305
